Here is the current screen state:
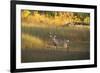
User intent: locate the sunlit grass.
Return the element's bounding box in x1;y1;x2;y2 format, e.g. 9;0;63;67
21;26;90;51
22;26;90;41
21;33;45;49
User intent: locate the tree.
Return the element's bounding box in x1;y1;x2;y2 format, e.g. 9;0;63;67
74;12;90;23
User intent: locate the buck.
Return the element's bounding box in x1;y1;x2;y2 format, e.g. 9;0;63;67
49;32;58;49
49;32;70;50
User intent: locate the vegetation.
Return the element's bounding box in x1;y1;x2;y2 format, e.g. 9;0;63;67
22;33;45;49
21;10;90;27
22;26;90;51
21;10;90;62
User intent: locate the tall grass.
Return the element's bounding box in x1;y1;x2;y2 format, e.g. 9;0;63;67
21;34;45;49
22;26;90;42
21;26;90;51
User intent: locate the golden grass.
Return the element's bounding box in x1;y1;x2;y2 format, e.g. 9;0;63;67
22;33;45;49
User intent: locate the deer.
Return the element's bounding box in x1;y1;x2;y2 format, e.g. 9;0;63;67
63;40;70;52
49;32;70;51
49;32;58;49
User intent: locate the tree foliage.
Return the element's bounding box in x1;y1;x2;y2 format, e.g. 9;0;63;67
21;10;90;27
